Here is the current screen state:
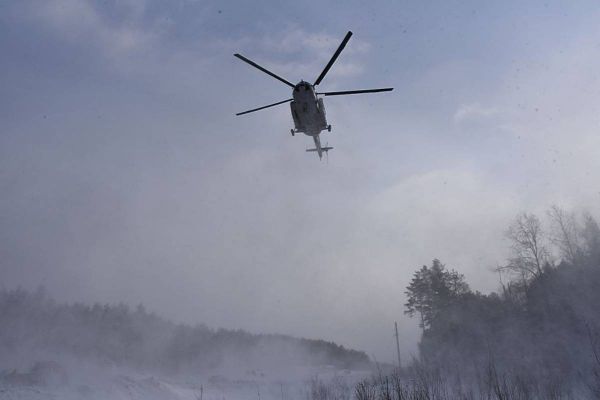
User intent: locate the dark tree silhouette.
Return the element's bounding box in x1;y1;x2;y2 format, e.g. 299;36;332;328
404;259;469;330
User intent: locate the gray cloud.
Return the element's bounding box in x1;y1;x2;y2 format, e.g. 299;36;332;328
2;0;600;363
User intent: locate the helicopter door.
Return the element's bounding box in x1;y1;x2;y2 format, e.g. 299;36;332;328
290;101;302;129
316;98;327;127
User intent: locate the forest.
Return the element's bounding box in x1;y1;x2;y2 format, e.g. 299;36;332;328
0;287;369;380
353;206;600;399
3;206;600;400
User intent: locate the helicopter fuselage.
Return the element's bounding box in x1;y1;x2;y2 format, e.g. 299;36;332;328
290;81;329;136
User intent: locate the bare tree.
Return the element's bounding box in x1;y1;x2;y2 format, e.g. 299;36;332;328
501;213;550;281
547;205;582;266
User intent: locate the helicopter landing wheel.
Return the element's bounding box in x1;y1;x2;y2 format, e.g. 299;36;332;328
290;129;295;136
327;125;332;132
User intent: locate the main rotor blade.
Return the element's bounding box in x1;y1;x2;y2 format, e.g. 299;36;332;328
313;31;353;86
234;53;295;88
317;88;394;96
235;98;293;116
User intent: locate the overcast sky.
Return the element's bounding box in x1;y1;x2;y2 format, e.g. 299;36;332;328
2;0;600;362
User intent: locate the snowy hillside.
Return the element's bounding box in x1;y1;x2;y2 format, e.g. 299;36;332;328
0;288;372;399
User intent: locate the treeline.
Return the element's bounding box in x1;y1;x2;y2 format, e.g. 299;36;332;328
0;288;369;374
399;206;600;397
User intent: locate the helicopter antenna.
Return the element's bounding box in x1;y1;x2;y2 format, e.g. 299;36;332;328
314;31;353;86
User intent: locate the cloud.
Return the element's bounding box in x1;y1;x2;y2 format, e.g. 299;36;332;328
24;0;161;72
366;168;517;277
453;103;500;123
4;0;600;365
238;28;370;83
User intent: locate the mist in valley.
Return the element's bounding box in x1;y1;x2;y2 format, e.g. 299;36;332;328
0;287;372;399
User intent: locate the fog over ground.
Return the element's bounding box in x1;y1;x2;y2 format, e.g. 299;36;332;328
2;0;600;363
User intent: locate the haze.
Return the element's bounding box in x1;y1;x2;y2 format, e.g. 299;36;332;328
2;0;600;363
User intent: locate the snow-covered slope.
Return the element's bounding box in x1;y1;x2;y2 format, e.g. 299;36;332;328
0;362;369;400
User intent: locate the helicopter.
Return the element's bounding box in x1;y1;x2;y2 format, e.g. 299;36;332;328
234;31;393;160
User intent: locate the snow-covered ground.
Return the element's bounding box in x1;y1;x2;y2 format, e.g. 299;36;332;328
0;360;371;400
